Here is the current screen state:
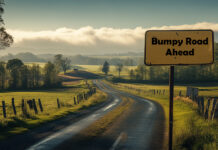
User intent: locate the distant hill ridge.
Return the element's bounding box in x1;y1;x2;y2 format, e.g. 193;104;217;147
0;52;46;62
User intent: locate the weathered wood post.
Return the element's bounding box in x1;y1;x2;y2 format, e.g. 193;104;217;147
32;99;38;114
179;91;182;97
12;98;17;115
2;101;6;118
38;98;43;112
204;98;211;119
211;98;217;120
57;98;60;108
21;99;25;114
74;97;77;105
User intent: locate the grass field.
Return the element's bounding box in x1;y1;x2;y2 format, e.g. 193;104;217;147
0;80;107;140
104;80;218;150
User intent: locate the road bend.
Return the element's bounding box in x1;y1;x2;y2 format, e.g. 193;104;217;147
0;80;165;150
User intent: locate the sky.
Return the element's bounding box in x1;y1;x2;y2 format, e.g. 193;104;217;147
2;0;218;55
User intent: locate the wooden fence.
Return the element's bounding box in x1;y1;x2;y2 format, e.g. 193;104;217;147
185;87;218;120
0;87;97;118
119;85;217;120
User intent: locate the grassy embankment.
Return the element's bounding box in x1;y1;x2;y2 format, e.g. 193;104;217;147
0;80;107;140
104;80;218;150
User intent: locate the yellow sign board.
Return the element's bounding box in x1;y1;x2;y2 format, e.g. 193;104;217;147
144;30;214;65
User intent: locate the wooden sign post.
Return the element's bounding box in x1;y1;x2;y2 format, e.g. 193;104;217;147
144;30;214;150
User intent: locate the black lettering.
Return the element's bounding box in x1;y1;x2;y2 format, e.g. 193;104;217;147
178;40;183;46
152;38;157;45
166;49;172;56
172;40;177;46
164;40;171;45
197;40;202;45
186;38;192;45
189;49;194;55
183;51;188;55
158;40;163;45
192;40;197;45
173;49;177;55
203;38;208;44
178;51;183;55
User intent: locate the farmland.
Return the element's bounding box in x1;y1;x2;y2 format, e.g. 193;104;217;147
0;80;107;140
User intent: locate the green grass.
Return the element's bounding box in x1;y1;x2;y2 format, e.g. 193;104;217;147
105;81;218;150
0;81;107;140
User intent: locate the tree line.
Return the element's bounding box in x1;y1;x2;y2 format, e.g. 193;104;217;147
0;59;62;90
0;54;72;90
128;63;218;83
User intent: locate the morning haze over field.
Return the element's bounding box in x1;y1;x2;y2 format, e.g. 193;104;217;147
2;0;218;55
0;1;217;150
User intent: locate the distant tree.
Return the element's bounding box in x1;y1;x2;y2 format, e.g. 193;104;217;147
0;61;6;89
44;62;61;87
102;61;110;75
54;54;71;74
20;65;29;89
61;58;71;74
129;69;135;80
6;59;24;88
0;1;13;50
116;63;123;78
124;58;134;66
54;54;63;72
29;64;41;88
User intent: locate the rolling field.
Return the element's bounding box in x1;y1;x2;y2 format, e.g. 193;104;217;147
0;80;107;140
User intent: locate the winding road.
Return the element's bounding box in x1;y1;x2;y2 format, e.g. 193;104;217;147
0;80;165;150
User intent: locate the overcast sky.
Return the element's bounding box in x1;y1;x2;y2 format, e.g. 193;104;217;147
2;0;218;55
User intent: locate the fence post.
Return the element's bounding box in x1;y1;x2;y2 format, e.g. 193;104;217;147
57;98;60;108
2;101;6;118
38;99;43;112
12;98;17;115
211;98;217;120
74;97;77;105
179;91;182;97
21;99;25;114
32;99;38;114
204;98;210;119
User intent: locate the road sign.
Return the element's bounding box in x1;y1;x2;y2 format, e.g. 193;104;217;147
144;30;214;150
145;30;214;65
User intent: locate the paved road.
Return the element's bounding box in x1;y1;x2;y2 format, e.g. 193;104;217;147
0;80;165;150
54;80;165;150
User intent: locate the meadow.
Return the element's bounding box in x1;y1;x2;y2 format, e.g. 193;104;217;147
0;80;107;140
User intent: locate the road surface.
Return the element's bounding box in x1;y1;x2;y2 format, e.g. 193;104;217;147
0;80;165;150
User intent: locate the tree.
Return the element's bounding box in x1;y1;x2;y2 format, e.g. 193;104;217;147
102;61;110;75
0;1;13;50
129;69;135;80
116;63;123;78
44;62;61;87
54;54;71;74
0;61;6;89
61;58;71;74
54;54;63;72
6;59;24;88
20;65;29;89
